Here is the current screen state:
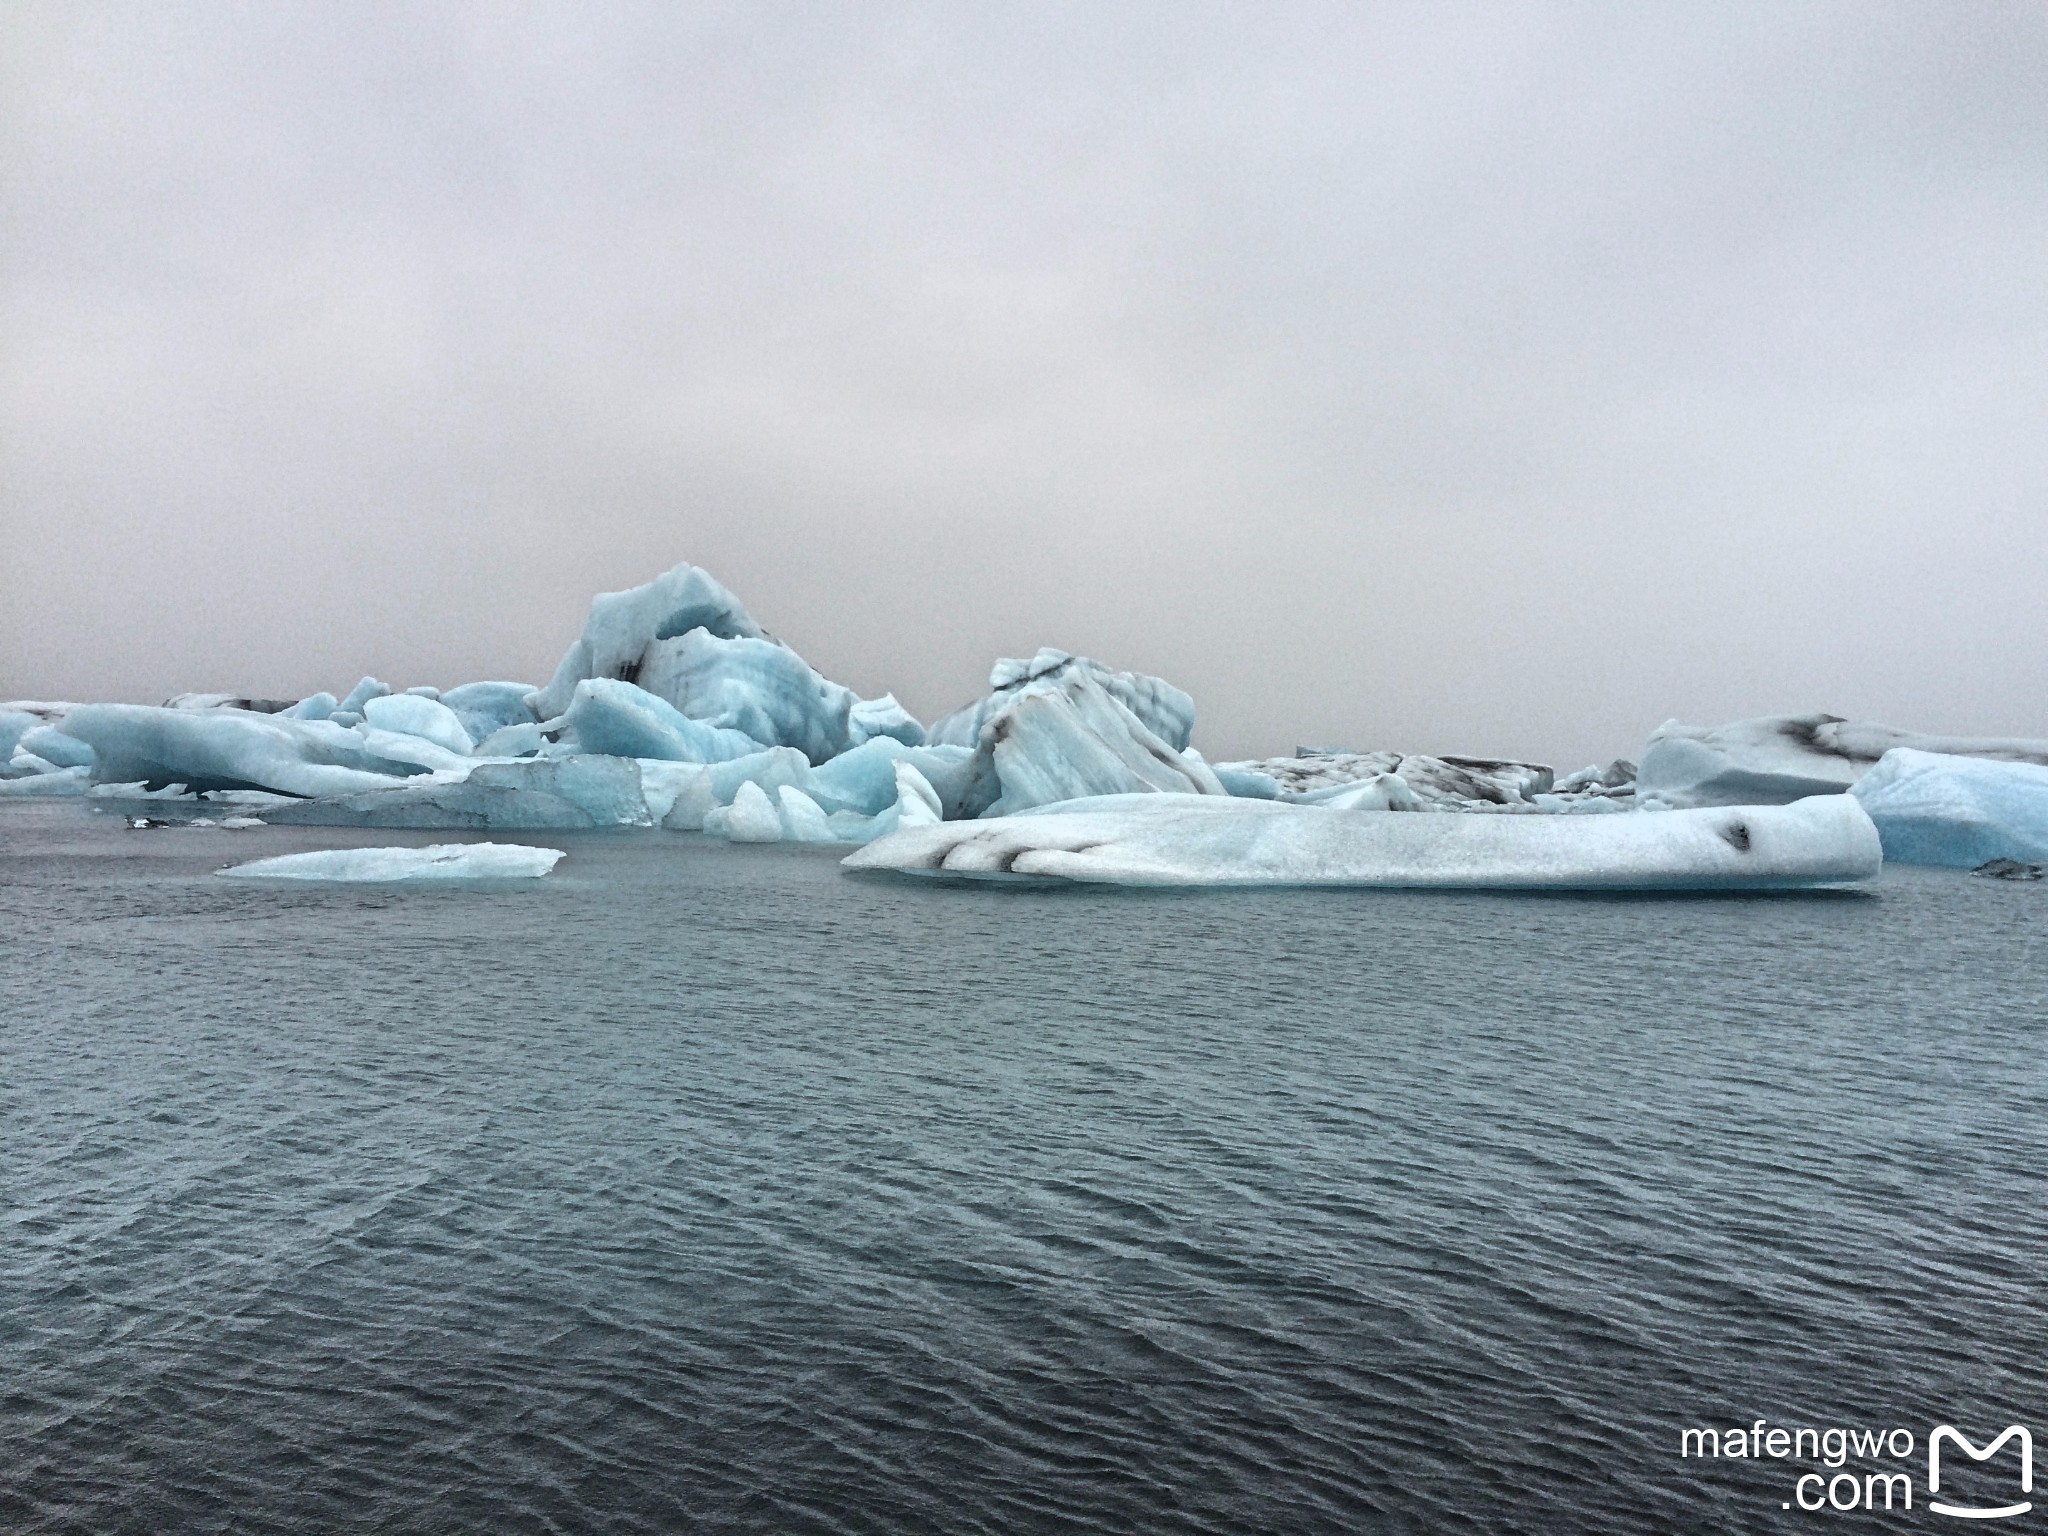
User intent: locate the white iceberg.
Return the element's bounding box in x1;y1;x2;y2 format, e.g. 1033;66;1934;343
218;842;565;882
844;791;1881;890
928;648;1196;752
951;666;1225;818
1637;714;2048;808
706;779;784;842
1849;747;2048;867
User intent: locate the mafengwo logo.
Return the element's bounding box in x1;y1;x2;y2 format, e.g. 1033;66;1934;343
1679;1420;2032;1517
1929;1426;2032;1521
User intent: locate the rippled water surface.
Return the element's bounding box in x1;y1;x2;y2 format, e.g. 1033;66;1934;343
2;801;2043;1534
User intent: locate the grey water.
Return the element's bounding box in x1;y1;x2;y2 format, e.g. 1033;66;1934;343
1;801;2042;1535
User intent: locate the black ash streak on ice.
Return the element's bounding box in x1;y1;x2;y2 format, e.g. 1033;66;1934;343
1;805;2045;1535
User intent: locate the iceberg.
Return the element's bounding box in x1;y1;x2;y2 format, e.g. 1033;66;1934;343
554;677;764;763
0;765;90;796
527;563;767;720
63;704;425;796
438;681;538;742
630;629;858;764
267;756;649;830
928;649;1196;752
339;677;392;714
1219;748;1556;807
848;694;926;748
218;842;564;882
951;666;1225;818
527;563;867;763
16;725;95;770
1637;714;2048;809
695;757;946;845
360;693;474;755
1;707;49;760
706;780;784;842
1849;748;2048;867
280;692;339;721
845;791;1881;890
164;692;296;713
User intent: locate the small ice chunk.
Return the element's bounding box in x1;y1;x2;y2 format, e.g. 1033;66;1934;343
1974;858;2044;881
219;843;564;882
776;785;837;842
708;779;783;842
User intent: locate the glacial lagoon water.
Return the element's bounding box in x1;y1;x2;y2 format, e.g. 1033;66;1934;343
2;800;2042;1534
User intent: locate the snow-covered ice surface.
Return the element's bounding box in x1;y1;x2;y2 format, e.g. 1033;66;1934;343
217;843;565;882
1637;714;2048;808
845;792;1881;890
1849;748;2048;868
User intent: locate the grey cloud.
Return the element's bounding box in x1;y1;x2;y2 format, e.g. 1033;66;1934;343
4;1;2045;766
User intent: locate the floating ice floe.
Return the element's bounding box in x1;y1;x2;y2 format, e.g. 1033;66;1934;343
845;792;1881;890
218;843;565;882
1636;714;2048;809
1848;748;2048;868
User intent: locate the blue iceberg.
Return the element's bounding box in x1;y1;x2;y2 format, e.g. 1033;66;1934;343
1849;748;2048;867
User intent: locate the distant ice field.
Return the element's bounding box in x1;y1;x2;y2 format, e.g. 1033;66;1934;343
1;801;2042;1535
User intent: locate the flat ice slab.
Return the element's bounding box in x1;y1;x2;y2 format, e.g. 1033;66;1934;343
843;793;1882;890
218;843;565;883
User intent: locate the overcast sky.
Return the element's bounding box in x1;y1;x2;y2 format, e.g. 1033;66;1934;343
3;2;2044;765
